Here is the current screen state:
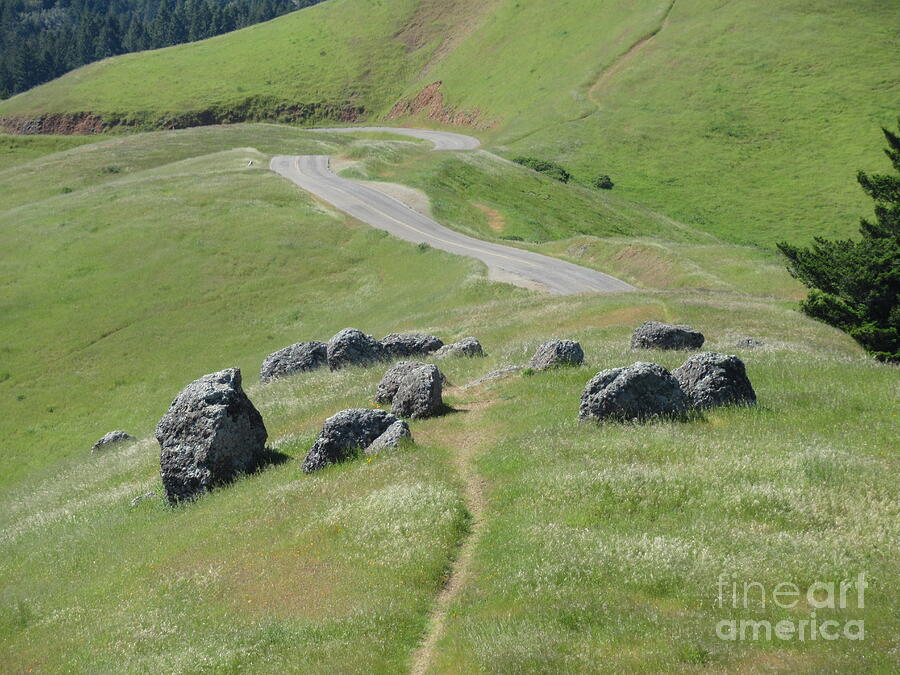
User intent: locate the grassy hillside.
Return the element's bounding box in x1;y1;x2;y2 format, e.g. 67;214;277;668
0;0;479;125
1;0;897;247
1;127;897;671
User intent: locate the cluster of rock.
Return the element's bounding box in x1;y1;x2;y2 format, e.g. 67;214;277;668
139;327;489;501
156;368;268;503
260;328;474;383
580;352;756;423
124;319;760;504
301;409;411;473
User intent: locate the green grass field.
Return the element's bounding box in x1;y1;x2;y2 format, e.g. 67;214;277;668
0;126;896;671
1;0;897;247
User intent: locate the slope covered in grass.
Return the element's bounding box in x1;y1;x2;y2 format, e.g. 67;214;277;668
0;0;490;126
1;126;897;671
2;1;897;246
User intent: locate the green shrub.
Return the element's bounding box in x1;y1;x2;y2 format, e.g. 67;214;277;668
512;156;571;183
592;174;614;190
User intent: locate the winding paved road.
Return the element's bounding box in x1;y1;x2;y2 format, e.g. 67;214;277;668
270;128;634;295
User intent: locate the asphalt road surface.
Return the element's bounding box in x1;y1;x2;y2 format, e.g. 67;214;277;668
270;128;635;295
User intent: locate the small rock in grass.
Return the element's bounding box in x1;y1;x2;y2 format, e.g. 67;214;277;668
579;362;689;422
631;321;704;351
260;341;327;382
157;368;268;503
302;408;409;473
434;336;483;358
365;420;412;455
326;328;387;370
391;364;444;419
673;352;756;409
380;333;444;358
529;339;584;370
92;430;135;453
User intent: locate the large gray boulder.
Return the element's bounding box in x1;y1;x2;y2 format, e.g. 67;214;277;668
365;420;412;455
301;409;410;473
392;364;444;419
530;339;584;370
579;362;689;422
92;430;135;453
380;333;444;358
673;352;757;409
434;336;484;358
376;361;428;404
326;328;387;370
260;341;327;383
631;321;704;350
156;369;268;503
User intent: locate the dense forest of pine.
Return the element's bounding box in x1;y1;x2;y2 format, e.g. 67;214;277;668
0;0;322;99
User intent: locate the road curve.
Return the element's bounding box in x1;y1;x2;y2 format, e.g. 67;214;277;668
270;128;634;295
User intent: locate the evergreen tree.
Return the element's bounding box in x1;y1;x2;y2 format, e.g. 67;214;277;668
778;122;900;362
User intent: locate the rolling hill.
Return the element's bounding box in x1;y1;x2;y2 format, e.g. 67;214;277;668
0;124;897;672
1;0;898;246
0;0;897;671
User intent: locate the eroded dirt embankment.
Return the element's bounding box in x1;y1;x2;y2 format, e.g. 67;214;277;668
387;81;496;130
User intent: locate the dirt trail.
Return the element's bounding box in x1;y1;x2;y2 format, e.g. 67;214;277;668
410;396;495;675
589;0;676;103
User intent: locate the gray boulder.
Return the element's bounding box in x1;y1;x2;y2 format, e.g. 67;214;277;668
380;333;444;358
631;321;704;350
376;361;428;404
260;341;327;383
434;336;484;358
156;368;268;503
365;420;412;455
326;328;387;370
92;430;135;453
392;364;444;419
530;339;584;370
301;408;409;473
673;352;757;409
579;362;689;422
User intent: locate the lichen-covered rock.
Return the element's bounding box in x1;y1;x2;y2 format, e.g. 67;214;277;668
301;408;405;473
326;328;387;370
92;430;135;453
259;341;327;383
392;364;444;419
631;321;704;350
365;420;412;455
434;336;484;358
380;333;444;358
530;339;584;370
376;361;429;404
579;362;689;422
673;352;757;409
156;369;268;503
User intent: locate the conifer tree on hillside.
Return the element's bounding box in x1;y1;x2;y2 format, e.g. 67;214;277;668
778;121;900;362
